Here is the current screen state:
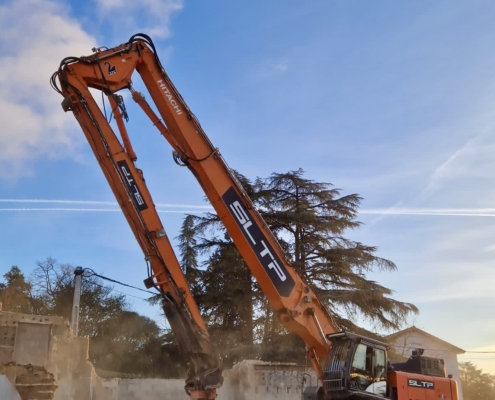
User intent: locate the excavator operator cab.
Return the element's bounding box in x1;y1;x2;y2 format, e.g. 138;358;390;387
323;332;389;399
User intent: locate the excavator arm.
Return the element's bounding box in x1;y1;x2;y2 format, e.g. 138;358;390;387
52;33;339;398
51;34;222;400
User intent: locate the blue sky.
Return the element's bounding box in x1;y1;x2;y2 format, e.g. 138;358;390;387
0;0;494;373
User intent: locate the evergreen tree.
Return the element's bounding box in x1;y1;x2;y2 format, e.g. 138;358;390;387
148;215;202;306
256;169;417;333
177;214;201;290
460;362;495;400
178;169;418;362
0;266;33;314
197;243;255;365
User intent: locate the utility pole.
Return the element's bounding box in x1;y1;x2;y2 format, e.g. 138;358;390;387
71;266;84;336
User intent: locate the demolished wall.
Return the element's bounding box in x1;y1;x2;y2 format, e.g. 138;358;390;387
219;360;316;400
92;360;316;400
0;311;95;400
0;310;317;400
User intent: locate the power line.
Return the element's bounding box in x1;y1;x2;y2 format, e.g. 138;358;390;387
465;351;495;354
79;268;163;303
88;280;150;301
394;344;495;354
83;268;157;295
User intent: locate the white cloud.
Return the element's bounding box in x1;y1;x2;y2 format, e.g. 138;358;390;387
0;0;96;179
483;244;495;252
250;56;292;80
95;0;183;39
96;0;125;8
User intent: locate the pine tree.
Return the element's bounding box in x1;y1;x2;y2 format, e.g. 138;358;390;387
176;215;201;290
0;266;33;314
196;242;255;365
256;169;417;333
177;169;418;362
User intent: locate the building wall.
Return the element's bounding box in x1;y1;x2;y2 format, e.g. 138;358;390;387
388;332;463;400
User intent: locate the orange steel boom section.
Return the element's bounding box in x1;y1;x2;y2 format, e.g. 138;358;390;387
52;34;338;393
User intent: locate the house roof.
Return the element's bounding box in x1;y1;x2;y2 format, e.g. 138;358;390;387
385;326;465;354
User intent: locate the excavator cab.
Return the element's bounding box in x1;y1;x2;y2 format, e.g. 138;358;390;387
323;332;389;399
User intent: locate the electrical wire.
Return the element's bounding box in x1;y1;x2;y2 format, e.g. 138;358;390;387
83;268;157;295
393;344;495;354
87;279;150;301
464;351;495;354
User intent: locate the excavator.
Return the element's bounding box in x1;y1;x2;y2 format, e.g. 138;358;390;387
51;33;459;400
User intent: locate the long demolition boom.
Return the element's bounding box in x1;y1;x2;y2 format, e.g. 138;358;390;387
51;33;338;400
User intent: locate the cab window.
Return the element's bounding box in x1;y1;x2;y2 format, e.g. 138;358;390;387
350;344;373;390
350;344;386;396
374;348;386;380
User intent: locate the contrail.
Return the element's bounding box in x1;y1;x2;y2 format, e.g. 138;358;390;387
0;199;213;209
1;200;493;217
360;208;495;217
0;208;120;212
0;199;115;205
156;204;212;209
0;208;208;214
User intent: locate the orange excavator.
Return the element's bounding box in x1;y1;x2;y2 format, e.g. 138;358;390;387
51;33;460;400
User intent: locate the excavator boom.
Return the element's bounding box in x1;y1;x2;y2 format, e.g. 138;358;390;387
52;34;459;400
51;33;337;397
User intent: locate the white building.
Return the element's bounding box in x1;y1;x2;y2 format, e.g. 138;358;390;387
386;326;465;400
